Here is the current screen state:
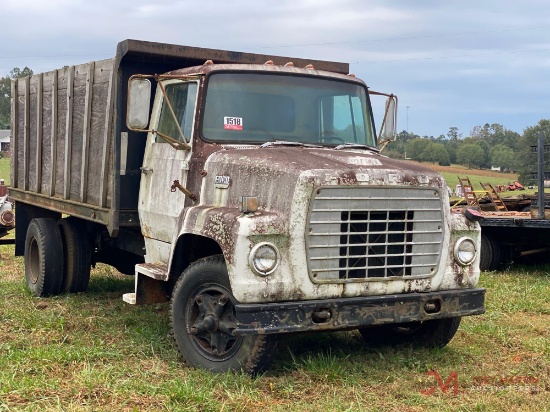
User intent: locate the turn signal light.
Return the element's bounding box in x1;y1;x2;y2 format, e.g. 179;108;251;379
239;196;258;213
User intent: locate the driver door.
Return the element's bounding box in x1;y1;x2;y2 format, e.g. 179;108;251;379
138;80;199;261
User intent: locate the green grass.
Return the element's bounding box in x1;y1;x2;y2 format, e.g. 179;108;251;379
0;157;10;185
0;244;549;411
0;157;548;410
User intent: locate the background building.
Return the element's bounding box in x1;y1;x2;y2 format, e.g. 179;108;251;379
0;130;10;157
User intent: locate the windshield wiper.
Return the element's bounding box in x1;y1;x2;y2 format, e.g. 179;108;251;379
334;143;378;151
260;141;322;148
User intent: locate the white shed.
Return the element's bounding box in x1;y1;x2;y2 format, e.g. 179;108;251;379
0;130;10;155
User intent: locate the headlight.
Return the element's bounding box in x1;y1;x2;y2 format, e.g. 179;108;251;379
249;242;279;276
454;237;477;266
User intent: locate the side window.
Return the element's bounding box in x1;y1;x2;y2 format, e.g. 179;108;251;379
320;95;365;143
156;82;198;143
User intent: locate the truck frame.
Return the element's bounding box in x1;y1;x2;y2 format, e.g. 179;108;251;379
10;39;485;374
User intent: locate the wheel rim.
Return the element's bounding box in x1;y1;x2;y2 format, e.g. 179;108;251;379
28;237;40;284
186;284;241;361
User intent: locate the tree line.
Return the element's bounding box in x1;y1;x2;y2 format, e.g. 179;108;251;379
384;121;550;185
0;67;33;129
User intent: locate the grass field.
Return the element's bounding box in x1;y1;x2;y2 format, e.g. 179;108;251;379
0;157;10;185
414;162;533;197
1;159;549;411
0;246;548;411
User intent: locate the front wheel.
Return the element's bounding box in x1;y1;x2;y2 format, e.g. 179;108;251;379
359;317;461;348
171;255;278;374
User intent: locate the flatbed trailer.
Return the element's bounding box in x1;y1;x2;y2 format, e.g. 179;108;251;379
478;211;550;270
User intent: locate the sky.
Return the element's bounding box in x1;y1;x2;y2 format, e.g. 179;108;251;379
1;0;549;138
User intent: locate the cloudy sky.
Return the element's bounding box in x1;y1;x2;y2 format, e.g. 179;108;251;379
2;0;549;138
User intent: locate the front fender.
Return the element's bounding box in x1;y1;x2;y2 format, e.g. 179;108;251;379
174;206;290;301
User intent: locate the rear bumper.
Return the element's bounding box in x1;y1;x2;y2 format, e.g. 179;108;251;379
233;288;485;335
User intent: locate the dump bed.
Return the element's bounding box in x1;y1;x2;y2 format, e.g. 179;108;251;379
10;39;349;235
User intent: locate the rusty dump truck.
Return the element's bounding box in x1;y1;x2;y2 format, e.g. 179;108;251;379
10;39;485;374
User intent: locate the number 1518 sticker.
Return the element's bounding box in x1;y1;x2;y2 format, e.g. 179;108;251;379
224;116;243;131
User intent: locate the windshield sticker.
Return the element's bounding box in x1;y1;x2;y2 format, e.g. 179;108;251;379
224;117;243;131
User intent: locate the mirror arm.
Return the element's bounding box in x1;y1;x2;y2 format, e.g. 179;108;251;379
154;130;191;151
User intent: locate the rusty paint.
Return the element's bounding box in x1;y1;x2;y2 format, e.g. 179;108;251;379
133;273;169;305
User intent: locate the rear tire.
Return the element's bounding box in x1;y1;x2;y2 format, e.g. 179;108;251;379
359;317;461;348
480;233;501;271
24;218;64;297
171;255;278;375
58;218;91;293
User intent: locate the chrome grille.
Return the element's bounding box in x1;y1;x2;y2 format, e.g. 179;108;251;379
307;187;443;282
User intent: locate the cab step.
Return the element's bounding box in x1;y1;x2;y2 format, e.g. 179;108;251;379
122;263;169;305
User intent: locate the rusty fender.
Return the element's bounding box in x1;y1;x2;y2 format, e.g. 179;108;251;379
233;288;486;335
175;204;291;300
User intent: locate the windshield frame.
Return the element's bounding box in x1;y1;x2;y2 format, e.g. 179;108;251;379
199;70;377;149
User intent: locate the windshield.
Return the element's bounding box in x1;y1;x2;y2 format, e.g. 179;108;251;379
202;73;375;147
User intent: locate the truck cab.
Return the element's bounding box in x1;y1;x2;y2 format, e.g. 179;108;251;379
126;61;484;373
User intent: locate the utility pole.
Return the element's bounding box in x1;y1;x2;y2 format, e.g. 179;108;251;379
406;106;410;134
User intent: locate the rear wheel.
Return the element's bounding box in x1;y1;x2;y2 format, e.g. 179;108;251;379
480;233;501;271
359;317;461;348
24;218;64;297
58;218;91;293
171;255;278;374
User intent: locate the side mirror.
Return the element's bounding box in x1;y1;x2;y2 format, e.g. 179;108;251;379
127;78;152;130
380;95;397;141
368;91;398;151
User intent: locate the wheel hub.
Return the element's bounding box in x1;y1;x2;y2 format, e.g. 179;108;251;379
189;290;238;358
202;315;218;332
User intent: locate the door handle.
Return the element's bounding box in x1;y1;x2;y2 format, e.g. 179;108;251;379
140;167;153;174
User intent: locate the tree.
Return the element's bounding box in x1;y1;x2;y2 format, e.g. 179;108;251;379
447;127;461;141
490;144;516;171
406;138;430;161
0;67;33;129
515;119;550;183
457;143;485;169
470;123;520;150
421;142;450;166
477;140;491;168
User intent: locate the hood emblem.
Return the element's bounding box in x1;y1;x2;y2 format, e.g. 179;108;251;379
215;175;230;189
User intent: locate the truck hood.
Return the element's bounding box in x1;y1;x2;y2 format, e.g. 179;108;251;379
201;146;446;213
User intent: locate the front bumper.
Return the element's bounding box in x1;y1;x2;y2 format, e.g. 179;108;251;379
233;288;485;335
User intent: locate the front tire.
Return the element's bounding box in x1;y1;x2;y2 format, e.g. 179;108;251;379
24;218;64;297
359;317;461;348
171;255;277;374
